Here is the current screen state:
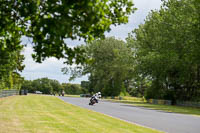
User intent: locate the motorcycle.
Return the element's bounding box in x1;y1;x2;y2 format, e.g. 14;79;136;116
89;96;98;105
89;92;101;105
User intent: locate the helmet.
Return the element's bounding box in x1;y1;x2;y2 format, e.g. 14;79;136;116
98;92;101;95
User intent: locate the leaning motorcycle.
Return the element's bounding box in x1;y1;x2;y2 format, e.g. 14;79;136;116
89;96;98;105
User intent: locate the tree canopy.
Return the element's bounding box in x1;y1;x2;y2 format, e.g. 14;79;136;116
21;78;84;95
128;0;200;103
65;37;135;96
1;0;136;64
66;0;200;103
22;78;62;94
0;0;135;91
0;44;25;90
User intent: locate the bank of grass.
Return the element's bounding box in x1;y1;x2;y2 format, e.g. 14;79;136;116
0;95;162;133
64;94;80;98
104;96;200;116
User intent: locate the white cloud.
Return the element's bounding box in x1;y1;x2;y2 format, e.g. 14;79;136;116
21;0;162;84
21;46;86;83
106;0;162;39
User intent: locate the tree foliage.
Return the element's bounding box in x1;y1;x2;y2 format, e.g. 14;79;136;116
81;81;90;93
66;37;135;96
0;0;136;64
21;78;84;95
0;0;136;92
0;43;25;90
21;78;63;94
129;0;200;102
62;83;83;95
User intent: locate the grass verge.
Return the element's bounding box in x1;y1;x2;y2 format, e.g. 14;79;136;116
64;94;80;98
0;95;162;133
104;97;200;117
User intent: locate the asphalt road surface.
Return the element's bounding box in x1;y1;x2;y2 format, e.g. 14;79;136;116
58;96;200;133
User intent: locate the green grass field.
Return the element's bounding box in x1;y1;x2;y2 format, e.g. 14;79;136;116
0;95;162;133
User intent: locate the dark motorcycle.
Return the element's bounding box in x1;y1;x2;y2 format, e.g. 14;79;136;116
89;96;98;105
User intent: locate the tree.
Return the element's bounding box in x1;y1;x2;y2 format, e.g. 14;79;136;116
81;81;90;93
21;80;34;93
22;78;63;94
30;78;53;94
62;83;83;95
66;37;135;96
49;79;63;93
0;43;25;90
0;0;136;64
12;72;24;90
129;0;200;102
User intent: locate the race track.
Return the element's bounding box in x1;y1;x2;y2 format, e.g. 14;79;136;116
58;96;200;133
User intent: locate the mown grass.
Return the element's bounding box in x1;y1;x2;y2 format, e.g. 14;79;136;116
104;97;200;117
64;94;80;98
0;95;162;133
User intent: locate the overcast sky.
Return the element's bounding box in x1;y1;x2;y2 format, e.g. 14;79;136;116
20;0;162;84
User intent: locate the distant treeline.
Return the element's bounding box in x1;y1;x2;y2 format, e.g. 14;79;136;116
21;77;88;95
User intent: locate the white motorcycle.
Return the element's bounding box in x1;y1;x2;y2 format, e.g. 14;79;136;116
89;92;101;105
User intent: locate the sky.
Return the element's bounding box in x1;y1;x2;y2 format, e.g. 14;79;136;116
20;0;162;84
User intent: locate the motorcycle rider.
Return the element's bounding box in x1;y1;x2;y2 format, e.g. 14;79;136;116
90;92;101;104
94;92;101;103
